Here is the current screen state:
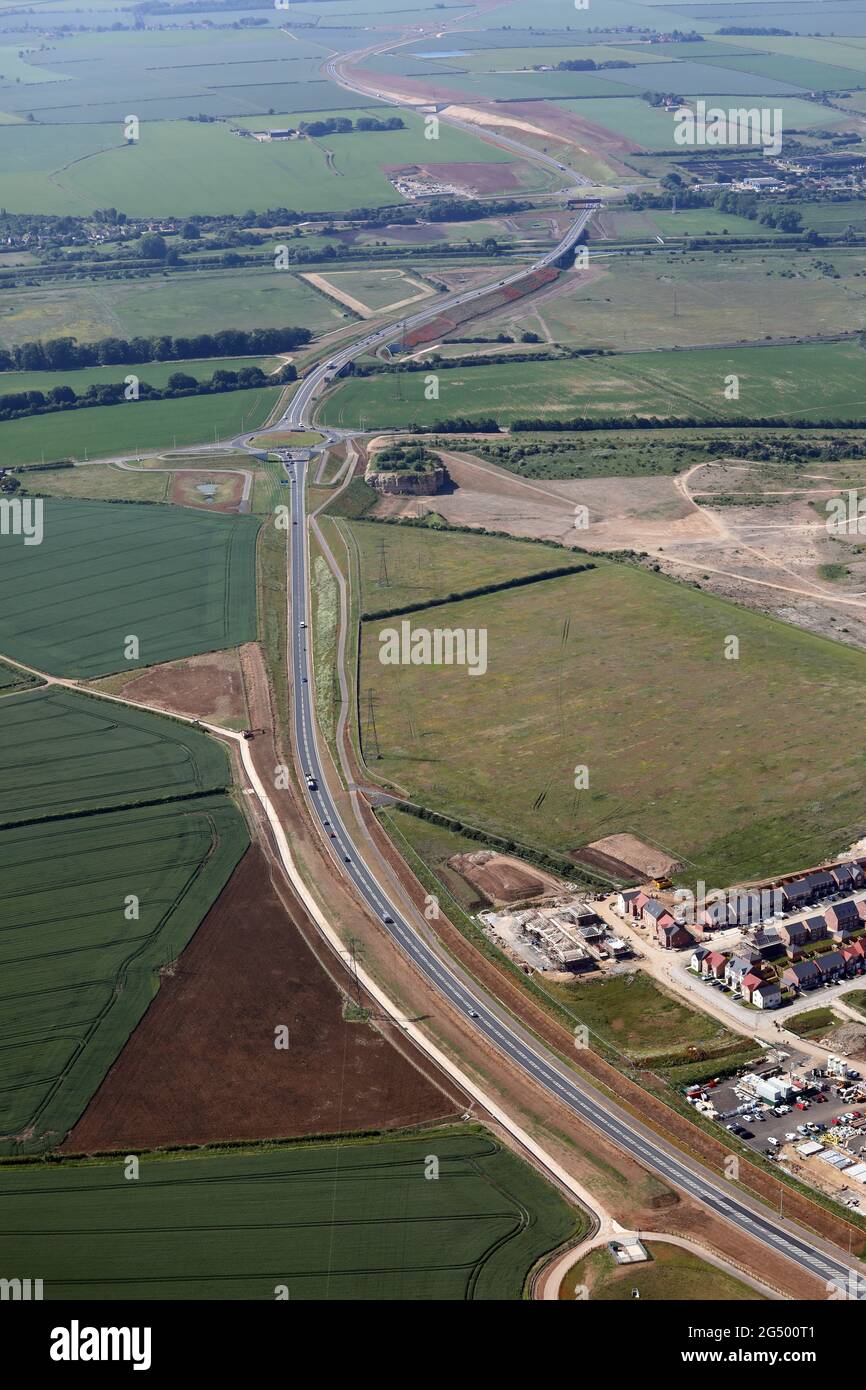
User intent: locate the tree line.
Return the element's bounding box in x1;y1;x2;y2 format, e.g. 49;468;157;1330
0;326;310;372
0;364;294;422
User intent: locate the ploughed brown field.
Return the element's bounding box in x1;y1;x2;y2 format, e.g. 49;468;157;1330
63;847;462;1152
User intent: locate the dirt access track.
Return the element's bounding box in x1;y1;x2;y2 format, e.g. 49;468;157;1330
64;845;465;1153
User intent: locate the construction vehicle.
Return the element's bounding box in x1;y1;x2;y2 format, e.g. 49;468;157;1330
241;728;265;741
652;876;673;890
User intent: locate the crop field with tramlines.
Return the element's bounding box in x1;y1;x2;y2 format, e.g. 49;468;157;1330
0;687;231;824
0;1131;578;1298
0;687;247;1154
0;498;260;678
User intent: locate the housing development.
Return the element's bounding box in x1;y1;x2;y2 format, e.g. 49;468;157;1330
4;0;866;1352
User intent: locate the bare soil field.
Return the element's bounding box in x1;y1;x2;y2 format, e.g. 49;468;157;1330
63;846;462;1152
401;160;529;195
579;834;681;881
91;647;250;725
447;850;565;905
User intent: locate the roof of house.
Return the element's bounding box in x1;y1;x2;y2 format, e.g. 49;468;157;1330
829;898;860;923
643;899;669;920
782;878;811;898
727;955;753;976
692;946;709;961
831;862;860;883
803;870;835;890
741;971;764;992
806;915;826;932
753;979;781;996
706;950;727;968
783;960;821;982
817;951;846;972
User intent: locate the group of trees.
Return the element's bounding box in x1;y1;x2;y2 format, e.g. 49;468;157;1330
374;443;438;472
297;115;404;137
554;57;634;71
0;363;294;423
0;326;310;372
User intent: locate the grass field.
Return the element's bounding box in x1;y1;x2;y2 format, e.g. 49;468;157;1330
540;972;742;1067
841;990;866;1016
0;111;518;215
0;498;259;677
0;685;246;1151
312;267;434;314
0;356;277;396
17;462;170;504
0;1129;580;1296
598;207;779;241
561;1241;764;1301
554;94;846;150
788;1008;840;1039
340;518;586;615
358;557;866;885
0;386;279;466
322;341;866;427
471;248;866;352
0;270;345;348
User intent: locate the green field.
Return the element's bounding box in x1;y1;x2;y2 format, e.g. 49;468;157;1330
0;1130;579;1296
0;686;246;1151
0;356;276;397
17;462;170;504
0;657;40;694
359;558;866;884
0;498;259;677
562;1241;764;1301
597;207;779;241
540;972;742;1067
470;248;866;352
0;685;231;823
322;341;866;427
0;386;279;466
0;111;518;215
0;270;345;348
340;518;586;615
315;267;434;313
788;1008;840;1039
